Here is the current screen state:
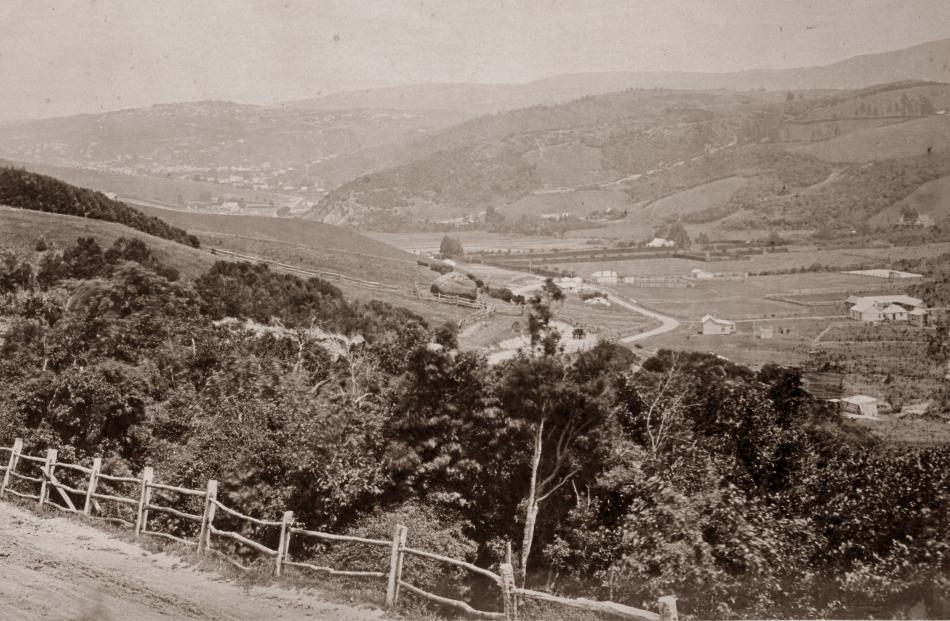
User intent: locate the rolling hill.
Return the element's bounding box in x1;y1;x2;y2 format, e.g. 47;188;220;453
305;78;950;235
0;101;466;198
284;38;950;114
307;89;772;228
0;167;198;247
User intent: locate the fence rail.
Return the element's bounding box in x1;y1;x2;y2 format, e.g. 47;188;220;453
209;248;401;293
0;437;678;621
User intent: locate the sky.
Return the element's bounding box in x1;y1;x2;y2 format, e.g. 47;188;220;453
1;0;948;121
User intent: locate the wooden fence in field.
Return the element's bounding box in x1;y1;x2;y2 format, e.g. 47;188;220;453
209;247;402;293
0;437;676;621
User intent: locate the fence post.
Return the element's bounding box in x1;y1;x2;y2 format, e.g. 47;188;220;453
198;479;217;553
38;448;56;508
83;457;102;515
1;438;23;499
500;562;517;621
134;466;153;537
274;510;293;577
658;595;678;621
385;524;408;608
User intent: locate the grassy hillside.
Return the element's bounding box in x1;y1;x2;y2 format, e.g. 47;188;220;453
794;115;950;162
871;174;950;225
0;167;199;247
309;89;770;229
644;176;750;219
0;206;214;278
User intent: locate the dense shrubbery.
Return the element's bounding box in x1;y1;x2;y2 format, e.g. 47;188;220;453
0;236;948;618
0;167;199;247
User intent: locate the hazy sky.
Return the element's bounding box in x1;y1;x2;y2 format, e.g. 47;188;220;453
1;0;948;120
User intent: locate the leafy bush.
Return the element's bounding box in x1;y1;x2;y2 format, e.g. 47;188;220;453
323;503;479;601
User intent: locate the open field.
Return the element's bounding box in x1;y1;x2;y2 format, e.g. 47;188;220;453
549;243;950;278
368;230;600;254
844;412;950;447
646;317;832;367
607;271;894;321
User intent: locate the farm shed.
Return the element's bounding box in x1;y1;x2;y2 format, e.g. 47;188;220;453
646;237;675;248
838;395;879;418
701;314;736;335
881;304;909;322
592;270;618;284
849;299;884;322
908;307;929;327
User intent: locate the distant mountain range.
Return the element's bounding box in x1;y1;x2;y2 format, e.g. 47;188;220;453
2;37;950;236
282;38;950;114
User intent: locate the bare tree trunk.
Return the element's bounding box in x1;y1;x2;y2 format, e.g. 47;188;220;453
519;418;544;585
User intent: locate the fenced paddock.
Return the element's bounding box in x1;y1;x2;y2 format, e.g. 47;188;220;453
0;437;677;621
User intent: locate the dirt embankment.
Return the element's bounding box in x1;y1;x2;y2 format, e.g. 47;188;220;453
0;502;385;621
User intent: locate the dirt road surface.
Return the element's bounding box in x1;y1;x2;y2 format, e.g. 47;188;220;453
0;502;386;621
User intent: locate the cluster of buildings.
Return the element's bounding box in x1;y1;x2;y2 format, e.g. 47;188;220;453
847;294;930;325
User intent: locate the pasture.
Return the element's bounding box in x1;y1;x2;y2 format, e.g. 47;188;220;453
646;317;831;367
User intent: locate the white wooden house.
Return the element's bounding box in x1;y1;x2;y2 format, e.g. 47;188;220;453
701;314;736;335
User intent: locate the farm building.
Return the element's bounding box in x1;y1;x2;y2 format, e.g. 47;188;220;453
646;237;675;248
554;276;584;292
881;304;908;322
848;295;924;323
837;395;879;418
908;307;929;327
592;270;619;284
701;314;736;335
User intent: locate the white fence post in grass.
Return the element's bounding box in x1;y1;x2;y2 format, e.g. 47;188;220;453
83;457;102;516
385;524;408;608
274;510;293;577
198;479;217;553
1;438;23;499
658;595;678;621
134;466;153;537
38;448;56;508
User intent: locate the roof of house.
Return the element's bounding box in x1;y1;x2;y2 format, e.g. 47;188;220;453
701;314;735;326
849;294;924;309
909;307;928;316
850;300;879;313
881;304;908;314
841;395;878;405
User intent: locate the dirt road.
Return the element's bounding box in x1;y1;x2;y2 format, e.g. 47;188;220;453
0;502;385;621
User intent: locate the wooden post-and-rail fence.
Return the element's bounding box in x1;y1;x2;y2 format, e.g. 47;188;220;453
0;437;676;621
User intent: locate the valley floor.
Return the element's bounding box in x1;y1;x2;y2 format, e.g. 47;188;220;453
0;502;384;621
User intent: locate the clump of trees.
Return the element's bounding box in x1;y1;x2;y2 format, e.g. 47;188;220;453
439;235;464;257
1;235;948;619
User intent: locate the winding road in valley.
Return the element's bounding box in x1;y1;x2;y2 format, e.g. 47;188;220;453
603;291;681;344
510;280;682;345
